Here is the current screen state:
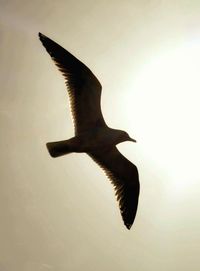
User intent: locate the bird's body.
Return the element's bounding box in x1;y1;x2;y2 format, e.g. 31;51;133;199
39;32;140;229
47;127;135;155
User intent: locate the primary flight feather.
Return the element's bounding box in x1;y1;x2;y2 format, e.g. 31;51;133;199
39;32;140;229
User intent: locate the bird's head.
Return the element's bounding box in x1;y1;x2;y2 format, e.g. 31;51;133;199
118;131;136;144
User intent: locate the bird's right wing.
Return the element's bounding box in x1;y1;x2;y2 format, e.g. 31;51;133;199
88;147;140;229
39;33;106;134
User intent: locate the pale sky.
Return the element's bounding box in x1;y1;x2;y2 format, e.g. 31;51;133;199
1;1;200;270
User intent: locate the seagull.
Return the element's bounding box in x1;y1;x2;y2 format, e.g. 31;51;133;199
39;33;140;229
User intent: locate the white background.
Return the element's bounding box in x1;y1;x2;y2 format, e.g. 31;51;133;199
0;1;200;270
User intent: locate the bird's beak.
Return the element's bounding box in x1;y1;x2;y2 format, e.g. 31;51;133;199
129;137;137;143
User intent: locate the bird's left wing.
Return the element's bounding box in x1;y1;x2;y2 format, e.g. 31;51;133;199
88;147;140;229
38;32;106;135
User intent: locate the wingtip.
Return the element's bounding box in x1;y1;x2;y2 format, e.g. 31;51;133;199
125;223;132;230
38;32;46;41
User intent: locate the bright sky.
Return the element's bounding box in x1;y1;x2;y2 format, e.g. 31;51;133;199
131;41;200;194
0;1;200;271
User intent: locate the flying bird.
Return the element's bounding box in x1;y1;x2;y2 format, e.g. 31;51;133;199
39;32;140;229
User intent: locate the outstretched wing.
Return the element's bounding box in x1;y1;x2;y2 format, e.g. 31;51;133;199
88;147;140;229
39;33;106;134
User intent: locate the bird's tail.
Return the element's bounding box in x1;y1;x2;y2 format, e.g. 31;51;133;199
46;140;72;158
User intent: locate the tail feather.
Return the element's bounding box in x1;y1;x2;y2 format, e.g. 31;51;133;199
46;140;72;158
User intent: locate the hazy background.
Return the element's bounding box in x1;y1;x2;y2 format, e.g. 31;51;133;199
1;1;200;270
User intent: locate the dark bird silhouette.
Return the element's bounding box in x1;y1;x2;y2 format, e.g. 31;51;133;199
39;32;140;229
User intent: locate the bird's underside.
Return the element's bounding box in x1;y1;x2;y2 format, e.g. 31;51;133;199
39;32;140;229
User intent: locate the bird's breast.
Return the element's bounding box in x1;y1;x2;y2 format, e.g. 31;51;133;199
76;127;119;152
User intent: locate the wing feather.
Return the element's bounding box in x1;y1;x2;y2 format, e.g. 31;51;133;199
39;32;106;134
88;147;140;229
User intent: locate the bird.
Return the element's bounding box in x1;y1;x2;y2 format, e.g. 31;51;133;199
39;32;140;229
